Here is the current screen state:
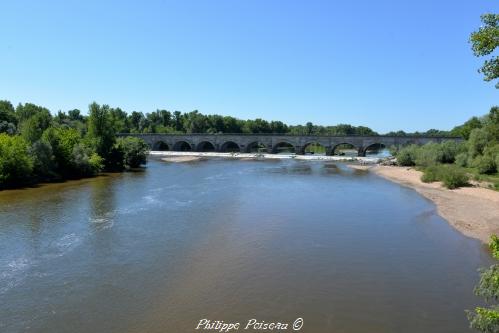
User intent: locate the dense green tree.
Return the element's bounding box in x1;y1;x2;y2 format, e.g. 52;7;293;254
470;14;499;88
71;143;103;176
29;140;55;178
15;103;50;123
451;116;483;140
42;127;81;176
114;137;149;168
0;100;17;127
87;102;116;162
468;128;491;158
0;134;34;188
19;109;52;143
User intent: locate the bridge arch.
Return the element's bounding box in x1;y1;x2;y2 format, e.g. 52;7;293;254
173;140;193;151
246;141;268;153
273;141;296;154
330;142;358;156
364;143;387;157
221;141;240;153
197;141;216;152
153;140;170;151
302;141;326;155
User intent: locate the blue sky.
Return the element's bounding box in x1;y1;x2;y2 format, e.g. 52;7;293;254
1;0;497;133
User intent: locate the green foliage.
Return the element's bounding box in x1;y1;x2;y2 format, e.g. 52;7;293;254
42;127;81;176
114;137;149;168
87;102;116;161
71;143;103;176
490;236;499;260
468;236;499;333
29;140;56;178
486;106;499;142
0;100;17;134
474;155;498;174
421;165;442;183
396;144;419;166
451;117;484;140
468;306;499;333
0;134;34;187
441;165;469;189
421;164;469;189
455;152;469;167
415;143;443;167
470;14;499;88
469;128;491;158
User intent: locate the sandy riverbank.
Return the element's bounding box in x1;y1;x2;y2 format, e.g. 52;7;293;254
366;165;499;244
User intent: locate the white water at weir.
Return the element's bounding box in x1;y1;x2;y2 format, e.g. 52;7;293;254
150;150;385;163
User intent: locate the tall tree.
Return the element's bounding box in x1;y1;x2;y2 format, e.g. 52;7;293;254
86;102;115;160
470;14;499;88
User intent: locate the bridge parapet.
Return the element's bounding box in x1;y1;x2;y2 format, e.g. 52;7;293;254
118;133;463;156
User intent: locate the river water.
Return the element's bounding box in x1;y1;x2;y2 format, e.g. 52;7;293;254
0;159;492;333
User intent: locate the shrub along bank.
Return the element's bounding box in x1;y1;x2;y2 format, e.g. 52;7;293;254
392;106;499;190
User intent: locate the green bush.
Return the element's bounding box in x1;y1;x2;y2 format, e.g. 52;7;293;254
473;155;497;174
0;134;34;188
440;140;463;163
455;152;469;167
421;164;469;189
415;143;444;167
441;165;469;189
490;235;499;260
468;128;490;158
468;306;499;333
396;144;419;166
421;165;442;183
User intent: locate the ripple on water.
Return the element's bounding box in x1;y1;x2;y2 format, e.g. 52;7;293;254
0;256;31;294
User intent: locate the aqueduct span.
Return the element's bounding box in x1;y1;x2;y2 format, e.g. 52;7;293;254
119;134;463;157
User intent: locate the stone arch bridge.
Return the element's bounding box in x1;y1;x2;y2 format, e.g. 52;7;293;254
119;133;463;157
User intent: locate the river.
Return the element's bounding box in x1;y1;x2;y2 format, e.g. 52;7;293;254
0;158;492;333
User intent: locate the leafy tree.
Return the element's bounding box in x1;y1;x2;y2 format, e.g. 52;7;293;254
0;121;16;135
451;116;483;140
86;102;116;162
114;137;149;168
42;127;81;175
19;109;52;143
29;140;56;178
0;134;34;187
71;143;103;176
468;236;499;332
15;103;50;123
469;128;491;158
68;109;84;121
0;100;17;129
470;14;499;88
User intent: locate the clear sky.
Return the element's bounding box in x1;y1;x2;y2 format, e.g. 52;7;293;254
1;0;497;133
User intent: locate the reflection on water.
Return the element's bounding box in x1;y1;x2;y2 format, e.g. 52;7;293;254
0;159;491;333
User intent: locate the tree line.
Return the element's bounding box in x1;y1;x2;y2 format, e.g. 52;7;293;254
1;99;466;138
0;101;149;189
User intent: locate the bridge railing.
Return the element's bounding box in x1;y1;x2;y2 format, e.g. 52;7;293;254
118;133;463;139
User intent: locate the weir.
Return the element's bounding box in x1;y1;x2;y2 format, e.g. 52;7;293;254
119;133;463;157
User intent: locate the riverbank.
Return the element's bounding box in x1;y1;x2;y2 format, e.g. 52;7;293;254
365;165;499;244
151;151;382;163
